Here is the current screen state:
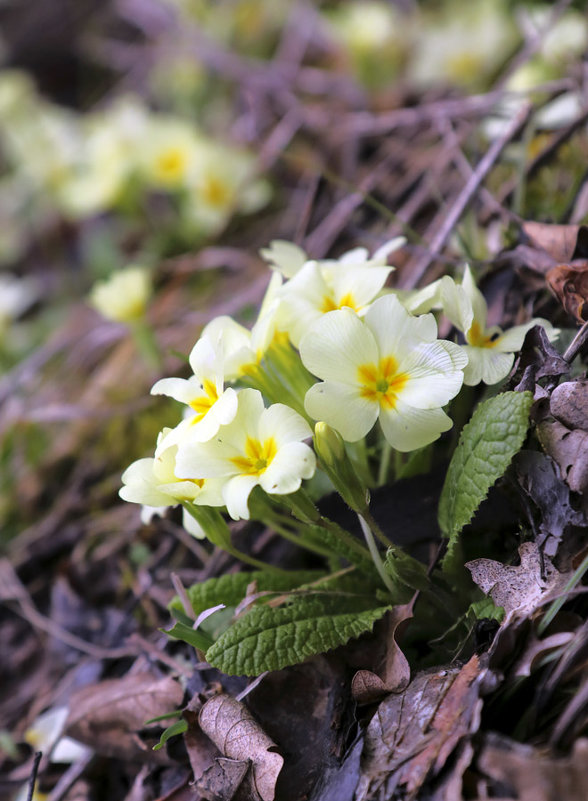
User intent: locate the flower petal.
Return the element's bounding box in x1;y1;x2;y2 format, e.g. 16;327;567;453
462;347;514;386
150;375;201;404
332;265;392;310
259;403;312;447
260;240;308;278
398;341;466;408
379;401;453;452
223;474;259;520
119;458;176;507
260;441;316;495
304;381;379;442
299;308;378;383
188;336;218;383
365;294;438;358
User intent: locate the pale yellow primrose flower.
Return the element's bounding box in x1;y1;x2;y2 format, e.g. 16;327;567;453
138;115;201;190
120;429;225;537
183;141;271;234
300;294;467;452
57;98;148;218
89;266;151;324
201;271;287;380
174;388;316;520
151;335;238;451
277;238;404;347
24;706;90;764
260;240;308;278
408;265;557;386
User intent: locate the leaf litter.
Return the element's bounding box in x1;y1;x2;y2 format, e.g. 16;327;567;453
2;4;588;801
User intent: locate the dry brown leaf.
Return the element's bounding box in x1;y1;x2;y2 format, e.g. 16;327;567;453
356;656;485;801
466;542;569;617
351;603;413;704
550;380;588;431
183;694;220;785
199;693;283;801
513;631;576;678
478;733;588;800
537;421;588;494
546;262;588;322
522;222;583;263
194;757;250;801
65;673;184;762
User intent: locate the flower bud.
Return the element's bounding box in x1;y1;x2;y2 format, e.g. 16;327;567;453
314;422;345;467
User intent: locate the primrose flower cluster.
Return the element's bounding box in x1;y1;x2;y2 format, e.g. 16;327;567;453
121;238;557;540
0;72;269;267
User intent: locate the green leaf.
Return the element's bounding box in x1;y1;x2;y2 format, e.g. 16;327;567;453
384;546;430;592
206;594;390;675
164;620;214;651
169;570;326;618
468;598;505;622
152;718;188;751
439;391;533;572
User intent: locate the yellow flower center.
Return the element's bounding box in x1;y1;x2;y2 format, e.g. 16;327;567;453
446;52;483;83
189;379;219;423
201;175;232;208
467;321;497;348
230;436;277;475
320;291;357;313
358;356;408;409
155;147;188;184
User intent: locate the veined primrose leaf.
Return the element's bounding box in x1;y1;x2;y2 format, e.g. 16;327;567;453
169;570;326;618
439;391;533;572
206;594;390;675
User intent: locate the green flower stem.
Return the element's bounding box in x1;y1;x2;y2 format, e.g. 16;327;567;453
182;502;288;575
278;489;374;573
362;508;394;549
358;514;397;596
258;505;341;561
378;440;392;486
129;317;162;370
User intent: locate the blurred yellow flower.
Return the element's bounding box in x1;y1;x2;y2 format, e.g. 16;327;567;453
88;266;152;324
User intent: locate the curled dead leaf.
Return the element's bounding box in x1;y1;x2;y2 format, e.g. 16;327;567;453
65;673;184;762
352;603;413;705
537;420;588;495
478;733;588;800
199;693;283;801
546;262;588;322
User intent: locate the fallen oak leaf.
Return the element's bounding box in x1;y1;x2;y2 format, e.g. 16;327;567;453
351;603;413;705
65;673;184;762
199;693;283;801
522;221;586;263
356;656;486;801
466;542;570;618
